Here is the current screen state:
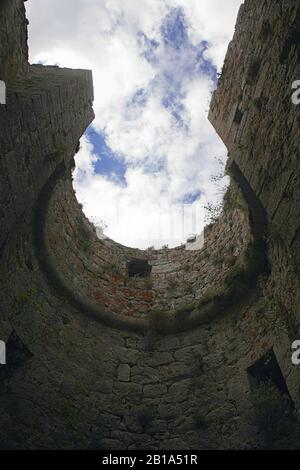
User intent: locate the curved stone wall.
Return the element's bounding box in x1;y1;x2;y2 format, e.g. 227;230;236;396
0;0;300;450
42;165;252;331
0;202;298;450
209;0;300;263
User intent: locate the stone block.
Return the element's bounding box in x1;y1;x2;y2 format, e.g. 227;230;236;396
117;364;131;382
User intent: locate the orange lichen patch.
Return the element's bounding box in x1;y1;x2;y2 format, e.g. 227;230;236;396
94;290;109;306
250;352;257;362
110;274;124;285
122;288;138;297
128;303;150;315
140;291;154;302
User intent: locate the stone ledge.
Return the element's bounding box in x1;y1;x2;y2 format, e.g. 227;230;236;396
33;161;268;336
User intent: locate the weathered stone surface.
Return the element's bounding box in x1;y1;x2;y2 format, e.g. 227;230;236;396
143;384;168;398
0;0;299;451
209;0;300;259
45;175;251;323
117;364;131;382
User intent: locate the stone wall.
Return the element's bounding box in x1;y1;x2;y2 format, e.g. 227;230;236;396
0;0;28;81
44;172;251;325
209;0;300;259
0;209;298;450
0;0;300;450
0;62;93;250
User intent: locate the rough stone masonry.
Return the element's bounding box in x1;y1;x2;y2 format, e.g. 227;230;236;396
0;0;300;450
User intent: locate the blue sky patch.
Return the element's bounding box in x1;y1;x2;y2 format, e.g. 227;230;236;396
183;190;202;204
87;7;218;201
86;127;127;185
137;31;160;63
161;8;188;50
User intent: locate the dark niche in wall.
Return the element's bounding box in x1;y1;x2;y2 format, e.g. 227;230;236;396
247;349;299;447
247;349;293;402
233;108;243;125
127;258;152;278
0;330;33;381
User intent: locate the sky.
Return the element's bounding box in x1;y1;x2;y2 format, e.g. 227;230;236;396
26;0;243;248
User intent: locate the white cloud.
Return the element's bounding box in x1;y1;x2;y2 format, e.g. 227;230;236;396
168;0;243;69
26;0;242;248
74;136;209;248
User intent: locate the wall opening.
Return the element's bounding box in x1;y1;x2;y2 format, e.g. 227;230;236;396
247;349;299;447
0;330;33;380
233;108;243;125
127;259;152;278
247;349;293;404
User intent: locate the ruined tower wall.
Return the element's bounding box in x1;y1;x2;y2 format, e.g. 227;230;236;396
0;64;94;249
44;173;251;325
0;0;28;81
209;0;300;256
209;0;300;363
0;0;299;450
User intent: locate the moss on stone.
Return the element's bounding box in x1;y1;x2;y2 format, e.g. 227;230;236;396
14;288;45;316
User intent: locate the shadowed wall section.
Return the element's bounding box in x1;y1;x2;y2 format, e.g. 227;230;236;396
0;0;299;450
209;0;300;262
